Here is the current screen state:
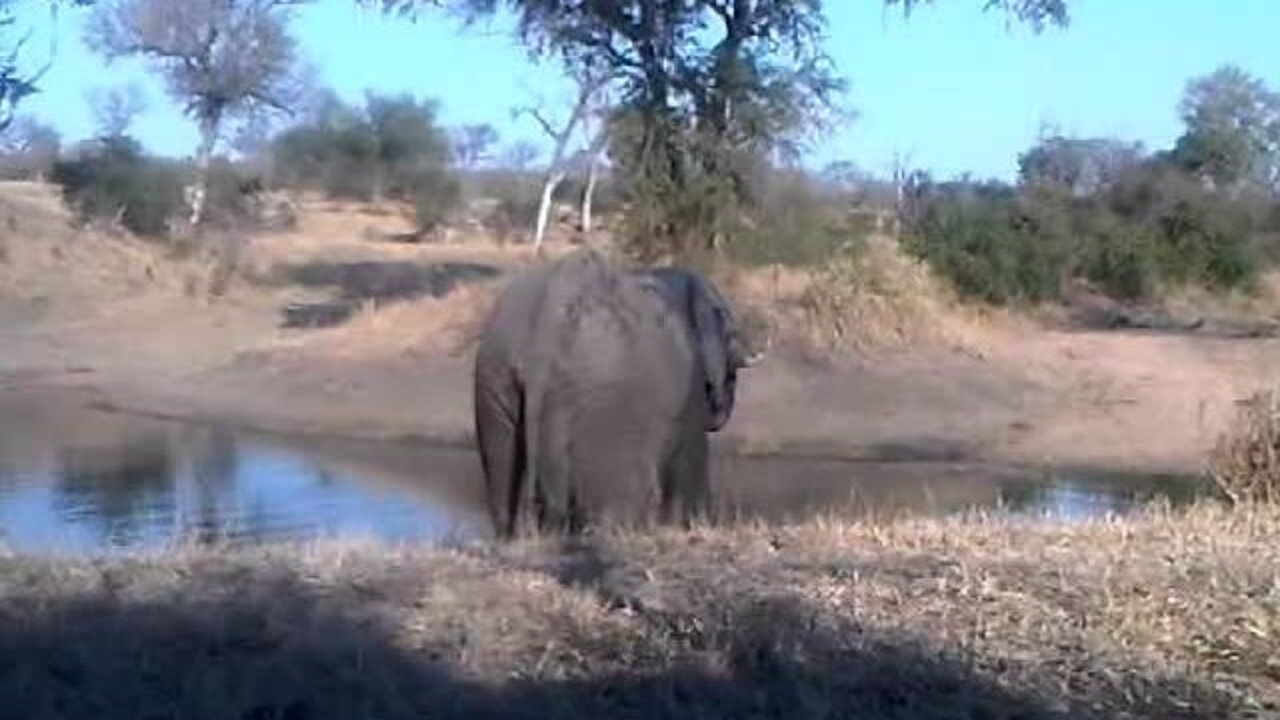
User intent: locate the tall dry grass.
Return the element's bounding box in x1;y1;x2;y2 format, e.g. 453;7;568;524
796;235;1003;353
1;501;1275;719
1211;388;1280;505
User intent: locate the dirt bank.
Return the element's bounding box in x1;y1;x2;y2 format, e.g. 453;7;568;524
2;181;1279;476
2;503;1275;719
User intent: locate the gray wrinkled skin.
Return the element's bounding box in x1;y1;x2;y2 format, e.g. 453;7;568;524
472;249;751;539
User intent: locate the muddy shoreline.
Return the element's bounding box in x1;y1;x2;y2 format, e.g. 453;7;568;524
3;180;1276;485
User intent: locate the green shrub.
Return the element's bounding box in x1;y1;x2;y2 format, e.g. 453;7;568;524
725;170;861;267
50;136;184;238
201;159;266;231
1082;163;1262;299
903;185;1066;305
462;168;542;240
271;91;460;233
411;167;462;232
1080;224;1159;301
902;159;1266;306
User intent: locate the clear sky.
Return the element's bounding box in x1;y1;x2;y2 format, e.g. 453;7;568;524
8;0;1280;182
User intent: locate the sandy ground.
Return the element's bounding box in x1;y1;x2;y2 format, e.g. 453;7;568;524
2;181;1278;477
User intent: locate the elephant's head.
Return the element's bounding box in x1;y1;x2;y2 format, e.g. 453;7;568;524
691;275;761;431
645;268;761;432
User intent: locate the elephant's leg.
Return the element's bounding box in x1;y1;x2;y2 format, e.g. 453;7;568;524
474;370;525;539
663;430;711;528
533;393;575;533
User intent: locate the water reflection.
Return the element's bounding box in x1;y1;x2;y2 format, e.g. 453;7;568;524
185;426;241;545
55;435;176;546
0;391;493;553
0;390;1219;555
996;470;1212;521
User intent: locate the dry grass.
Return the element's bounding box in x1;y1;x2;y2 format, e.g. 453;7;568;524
1211;388;1280;505
1162;272;1280;328
2;502;1276;719
0;181;193;303
792;236;1009;354
283;281;501;360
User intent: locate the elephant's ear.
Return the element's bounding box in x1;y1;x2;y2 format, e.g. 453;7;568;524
689;276;736;430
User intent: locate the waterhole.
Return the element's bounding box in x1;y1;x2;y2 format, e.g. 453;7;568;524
0;389;1216;554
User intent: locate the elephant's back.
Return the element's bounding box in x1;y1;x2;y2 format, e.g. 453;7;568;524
474;258;563;382
553;270;697;431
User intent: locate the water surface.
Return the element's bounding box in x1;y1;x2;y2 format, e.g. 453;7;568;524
0;389;1216;554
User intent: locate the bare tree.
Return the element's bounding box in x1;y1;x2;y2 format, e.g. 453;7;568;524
452;123;498;169
889;149;915;235
514;69;609;251
0;114;59;180
577;84;612;235
86;0;307;229
502;139;539;172
87;82;146;138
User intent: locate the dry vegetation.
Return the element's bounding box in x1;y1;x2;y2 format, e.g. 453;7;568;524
0;182;187;303
1212;389;1280;505
796;235;1003;353
0;501;1275;719
265;282;501;362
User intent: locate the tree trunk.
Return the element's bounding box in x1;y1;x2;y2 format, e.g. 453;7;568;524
525;74;606;251
580;162;599;235
188;115;219;229
534;170;566;252
579;136;608;235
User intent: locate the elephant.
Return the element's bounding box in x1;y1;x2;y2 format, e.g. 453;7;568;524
472;248;757;539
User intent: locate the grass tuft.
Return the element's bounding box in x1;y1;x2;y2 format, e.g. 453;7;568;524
1210;388;1280;505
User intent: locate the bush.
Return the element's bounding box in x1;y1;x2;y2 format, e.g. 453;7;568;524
901;159;1267;306
801;235;959;350
1079;222;1159;300
726;170;858;267
462;169;542;240
51;136;185;238
411;168;462;232
903;183;1066;305
1210;389;1280;505
271;91;461;231
201;159;266;231
0;116;61;180
1082;163;1263;299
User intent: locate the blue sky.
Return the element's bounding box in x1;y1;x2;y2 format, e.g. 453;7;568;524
8;0;1280;181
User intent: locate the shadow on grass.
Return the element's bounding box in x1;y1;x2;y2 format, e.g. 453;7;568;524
278;260;501;328
285;260;500;303
0;550;1241;720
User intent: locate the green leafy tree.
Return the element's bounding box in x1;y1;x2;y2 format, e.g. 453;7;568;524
1172;65;1280;190
271;91;459;230
1018;136;1145;197
885;0;1069;29
372;0;1072;261
365;93;453;197
86;0;307;228
375;0;846;261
